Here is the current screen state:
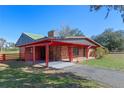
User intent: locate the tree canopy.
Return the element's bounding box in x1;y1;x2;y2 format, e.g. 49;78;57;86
91;28;124;52
58;26;84;37
0;38;16;52
90;5;124;22
0;38;6;51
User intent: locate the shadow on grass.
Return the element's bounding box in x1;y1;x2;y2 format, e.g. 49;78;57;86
2;61;32;68
0;61;103;88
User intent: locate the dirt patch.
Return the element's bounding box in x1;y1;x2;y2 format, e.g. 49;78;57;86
0;63;9;71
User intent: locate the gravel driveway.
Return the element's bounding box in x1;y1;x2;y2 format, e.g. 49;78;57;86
63;64;124;88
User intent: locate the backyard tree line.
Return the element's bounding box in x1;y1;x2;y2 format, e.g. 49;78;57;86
91;29;124;52
0;38;17;52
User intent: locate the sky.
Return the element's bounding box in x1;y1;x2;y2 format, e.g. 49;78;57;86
0;5;124;43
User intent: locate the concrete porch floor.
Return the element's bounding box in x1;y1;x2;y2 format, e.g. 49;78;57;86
61;57;95;62
29;57;95;69
33;61;75;69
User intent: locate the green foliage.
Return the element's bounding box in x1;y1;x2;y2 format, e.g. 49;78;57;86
0;37;17;52
0;38;6;51
104;48;109;54
24;32;43;40
92;28;124;52
96;47;107;59
59;26;84;37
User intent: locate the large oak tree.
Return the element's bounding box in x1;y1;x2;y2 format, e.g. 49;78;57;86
91;28;124;51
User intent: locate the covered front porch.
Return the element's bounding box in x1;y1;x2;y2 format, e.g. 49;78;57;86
20;41;96;67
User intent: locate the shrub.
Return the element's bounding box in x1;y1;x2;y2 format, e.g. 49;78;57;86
104;48;109;54
96;47;109;59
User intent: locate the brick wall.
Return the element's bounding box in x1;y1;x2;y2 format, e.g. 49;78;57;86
72;47;85;58
60;46;85;60
88;48;95;57
20;47;25;60
78;47;84;57
49;46;61;61
49;46;70;61
25;47;33;61
60;46;69;60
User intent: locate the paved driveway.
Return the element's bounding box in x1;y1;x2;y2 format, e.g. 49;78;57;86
63;64;124;88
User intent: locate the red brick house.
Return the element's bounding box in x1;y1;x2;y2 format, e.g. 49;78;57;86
16;31;101;67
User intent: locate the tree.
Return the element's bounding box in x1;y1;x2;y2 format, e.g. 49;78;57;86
0;38;6;52
91;28;124;51
7;42;15;48
4;42;15;49
90;5;124;22
59;26;84;37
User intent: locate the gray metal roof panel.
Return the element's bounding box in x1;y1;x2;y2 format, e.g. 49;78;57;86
55;38;96;46
16;33;98;47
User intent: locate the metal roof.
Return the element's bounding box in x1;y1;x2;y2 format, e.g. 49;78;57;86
24;32;43;40
55;38;96;46
16;33;101;47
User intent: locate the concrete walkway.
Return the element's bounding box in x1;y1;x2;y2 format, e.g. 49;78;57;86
63;64;124;88
33;61;75;69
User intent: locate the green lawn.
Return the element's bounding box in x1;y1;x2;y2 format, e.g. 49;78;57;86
83;54;124;71
0;61;105;88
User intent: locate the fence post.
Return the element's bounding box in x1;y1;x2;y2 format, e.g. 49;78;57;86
3;54;6;61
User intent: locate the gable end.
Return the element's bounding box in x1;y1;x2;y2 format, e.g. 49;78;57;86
16;33;35;46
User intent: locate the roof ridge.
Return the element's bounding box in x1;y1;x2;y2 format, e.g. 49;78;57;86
65;36;86;39
23;32;41;35
23;32;44;40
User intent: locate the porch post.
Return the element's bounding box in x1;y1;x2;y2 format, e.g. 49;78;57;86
86;47;89;61
68;47;73;62
94;48;97;59
33;46;36;62
24;47;26;61
45;44;49;67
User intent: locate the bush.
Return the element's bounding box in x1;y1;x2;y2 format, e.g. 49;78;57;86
104;48;109;54
96;47;109;59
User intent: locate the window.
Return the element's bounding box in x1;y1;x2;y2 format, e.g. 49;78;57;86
73;48;79;56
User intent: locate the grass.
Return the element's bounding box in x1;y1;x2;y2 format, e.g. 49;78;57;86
82;54;124;71
0;50;19;54
0;61;105;88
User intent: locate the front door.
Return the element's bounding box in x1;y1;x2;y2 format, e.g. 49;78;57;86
83;48;86;57
40;47;45;60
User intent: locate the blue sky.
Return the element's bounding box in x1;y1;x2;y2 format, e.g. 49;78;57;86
0;5;124;43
